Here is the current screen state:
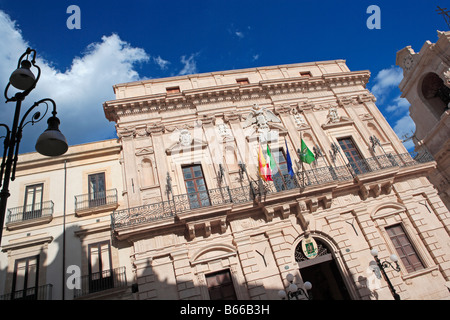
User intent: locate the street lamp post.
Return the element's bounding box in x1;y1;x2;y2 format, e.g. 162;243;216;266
0;48;68;245
370;248;401;300
278;273;313;300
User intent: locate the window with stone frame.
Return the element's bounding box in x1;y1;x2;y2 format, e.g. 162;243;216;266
205;269;237;300
182;164;210;209
11;255;39;300
23;184;43;220
386;224;425;273
88;241;113;293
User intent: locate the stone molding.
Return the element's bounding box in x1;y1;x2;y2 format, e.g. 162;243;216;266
103;70;371;122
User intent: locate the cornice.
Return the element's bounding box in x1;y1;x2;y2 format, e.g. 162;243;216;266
14;140;121;174
111;59;349;91
104;70;371;122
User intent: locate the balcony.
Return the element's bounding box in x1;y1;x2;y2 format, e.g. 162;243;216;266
253;151;434;196
112;186;233;229
0;284;53;300
75;188;118;216
6;200;54;230
74;267;127;299
111;151;434;232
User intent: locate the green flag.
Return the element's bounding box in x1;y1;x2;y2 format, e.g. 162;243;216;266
300;139;315;164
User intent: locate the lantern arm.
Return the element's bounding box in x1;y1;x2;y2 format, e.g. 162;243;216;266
4;48;41;103
10;99;57;180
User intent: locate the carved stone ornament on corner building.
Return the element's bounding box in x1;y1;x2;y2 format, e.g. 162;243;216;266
444;68;450;86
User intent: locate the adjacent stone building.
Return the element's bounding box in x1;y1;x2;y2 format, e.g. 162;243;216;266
1;59;449;300
396;30;450;211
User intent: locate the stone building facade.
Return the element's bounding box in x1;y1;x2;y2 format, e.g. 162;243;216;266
1;60;449;300
104;60;449;300
0;140;130;300
396;30;450;211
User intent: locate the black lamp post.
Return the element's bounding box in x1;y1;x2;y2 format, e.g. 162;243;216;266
0;48;68;245
371;248;401;300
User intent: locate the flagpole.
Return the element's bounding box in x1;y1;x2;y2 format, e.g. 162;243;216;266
300;131;305;187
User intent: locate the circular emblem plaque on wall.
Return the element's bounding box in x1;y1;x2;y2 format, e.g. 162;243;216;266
301;237;318;259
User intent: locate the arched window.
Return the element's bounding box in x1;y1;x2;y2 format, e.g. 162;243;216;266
421;73;450;119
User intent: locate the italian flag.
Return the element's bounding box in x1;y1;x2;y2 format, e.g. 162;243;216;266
258;144;273;181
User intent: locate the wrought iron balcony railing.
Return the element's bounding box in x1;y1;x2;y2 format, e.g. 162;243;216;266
112;186;233;229
6;200;54;224
0;284;53;300
393;150;434;167
111;151;434;231
74;266;127;298
75;188;118;212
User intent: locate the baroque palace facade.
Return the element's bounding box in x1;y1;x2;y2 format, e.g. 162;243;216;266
0;60;449;300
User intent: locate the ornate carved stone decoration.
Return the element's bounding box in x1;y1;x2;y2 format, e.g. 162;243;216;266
321;106;354;129
165;130;208;155
293;112;309;129
179;129;192;147
443;68;450;87
146;122;165;134
135;147;154;156
217;123;232;137
326;107;340;124
117;126;135;138
242;104;283;142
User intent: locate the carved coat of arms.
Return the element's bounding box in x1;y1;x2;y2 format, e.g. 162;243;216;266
243;104;282;142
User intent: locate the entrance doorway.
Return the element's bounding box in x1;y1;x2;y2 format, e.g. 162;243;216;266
295;238;351;300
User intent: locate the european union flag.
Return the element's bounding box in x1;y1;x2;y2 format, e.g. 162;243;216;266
285;139;294;177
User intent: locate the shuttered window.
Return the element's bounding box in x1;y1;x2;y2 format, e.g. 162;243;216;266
386;224;425;273
206;269;237;300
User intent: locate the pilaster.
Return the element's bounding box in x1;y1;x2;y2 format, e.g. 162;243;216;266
171;250;201;300
148;123;169;200
119;131;141;207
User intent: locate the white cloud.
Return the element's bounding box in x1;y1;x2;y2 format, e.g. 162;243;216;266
385;95;410;113
393;114;416;150
0;11;29;88
153;55;170;70
235;31;244;39
252;54;260;61
370;66;417;150
178;53;199;76
0;10;150;154
370;66;403;102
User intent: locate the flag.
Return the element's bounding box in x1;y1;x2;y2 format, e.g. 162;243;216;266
285;139;294;177
264;145;273;182
258;144;273;181
258;144;267;181
266;144;277;173
299;139;315;164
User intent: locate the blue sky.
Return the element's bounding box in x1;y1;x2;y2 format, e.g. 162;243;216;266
0;0;448;154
